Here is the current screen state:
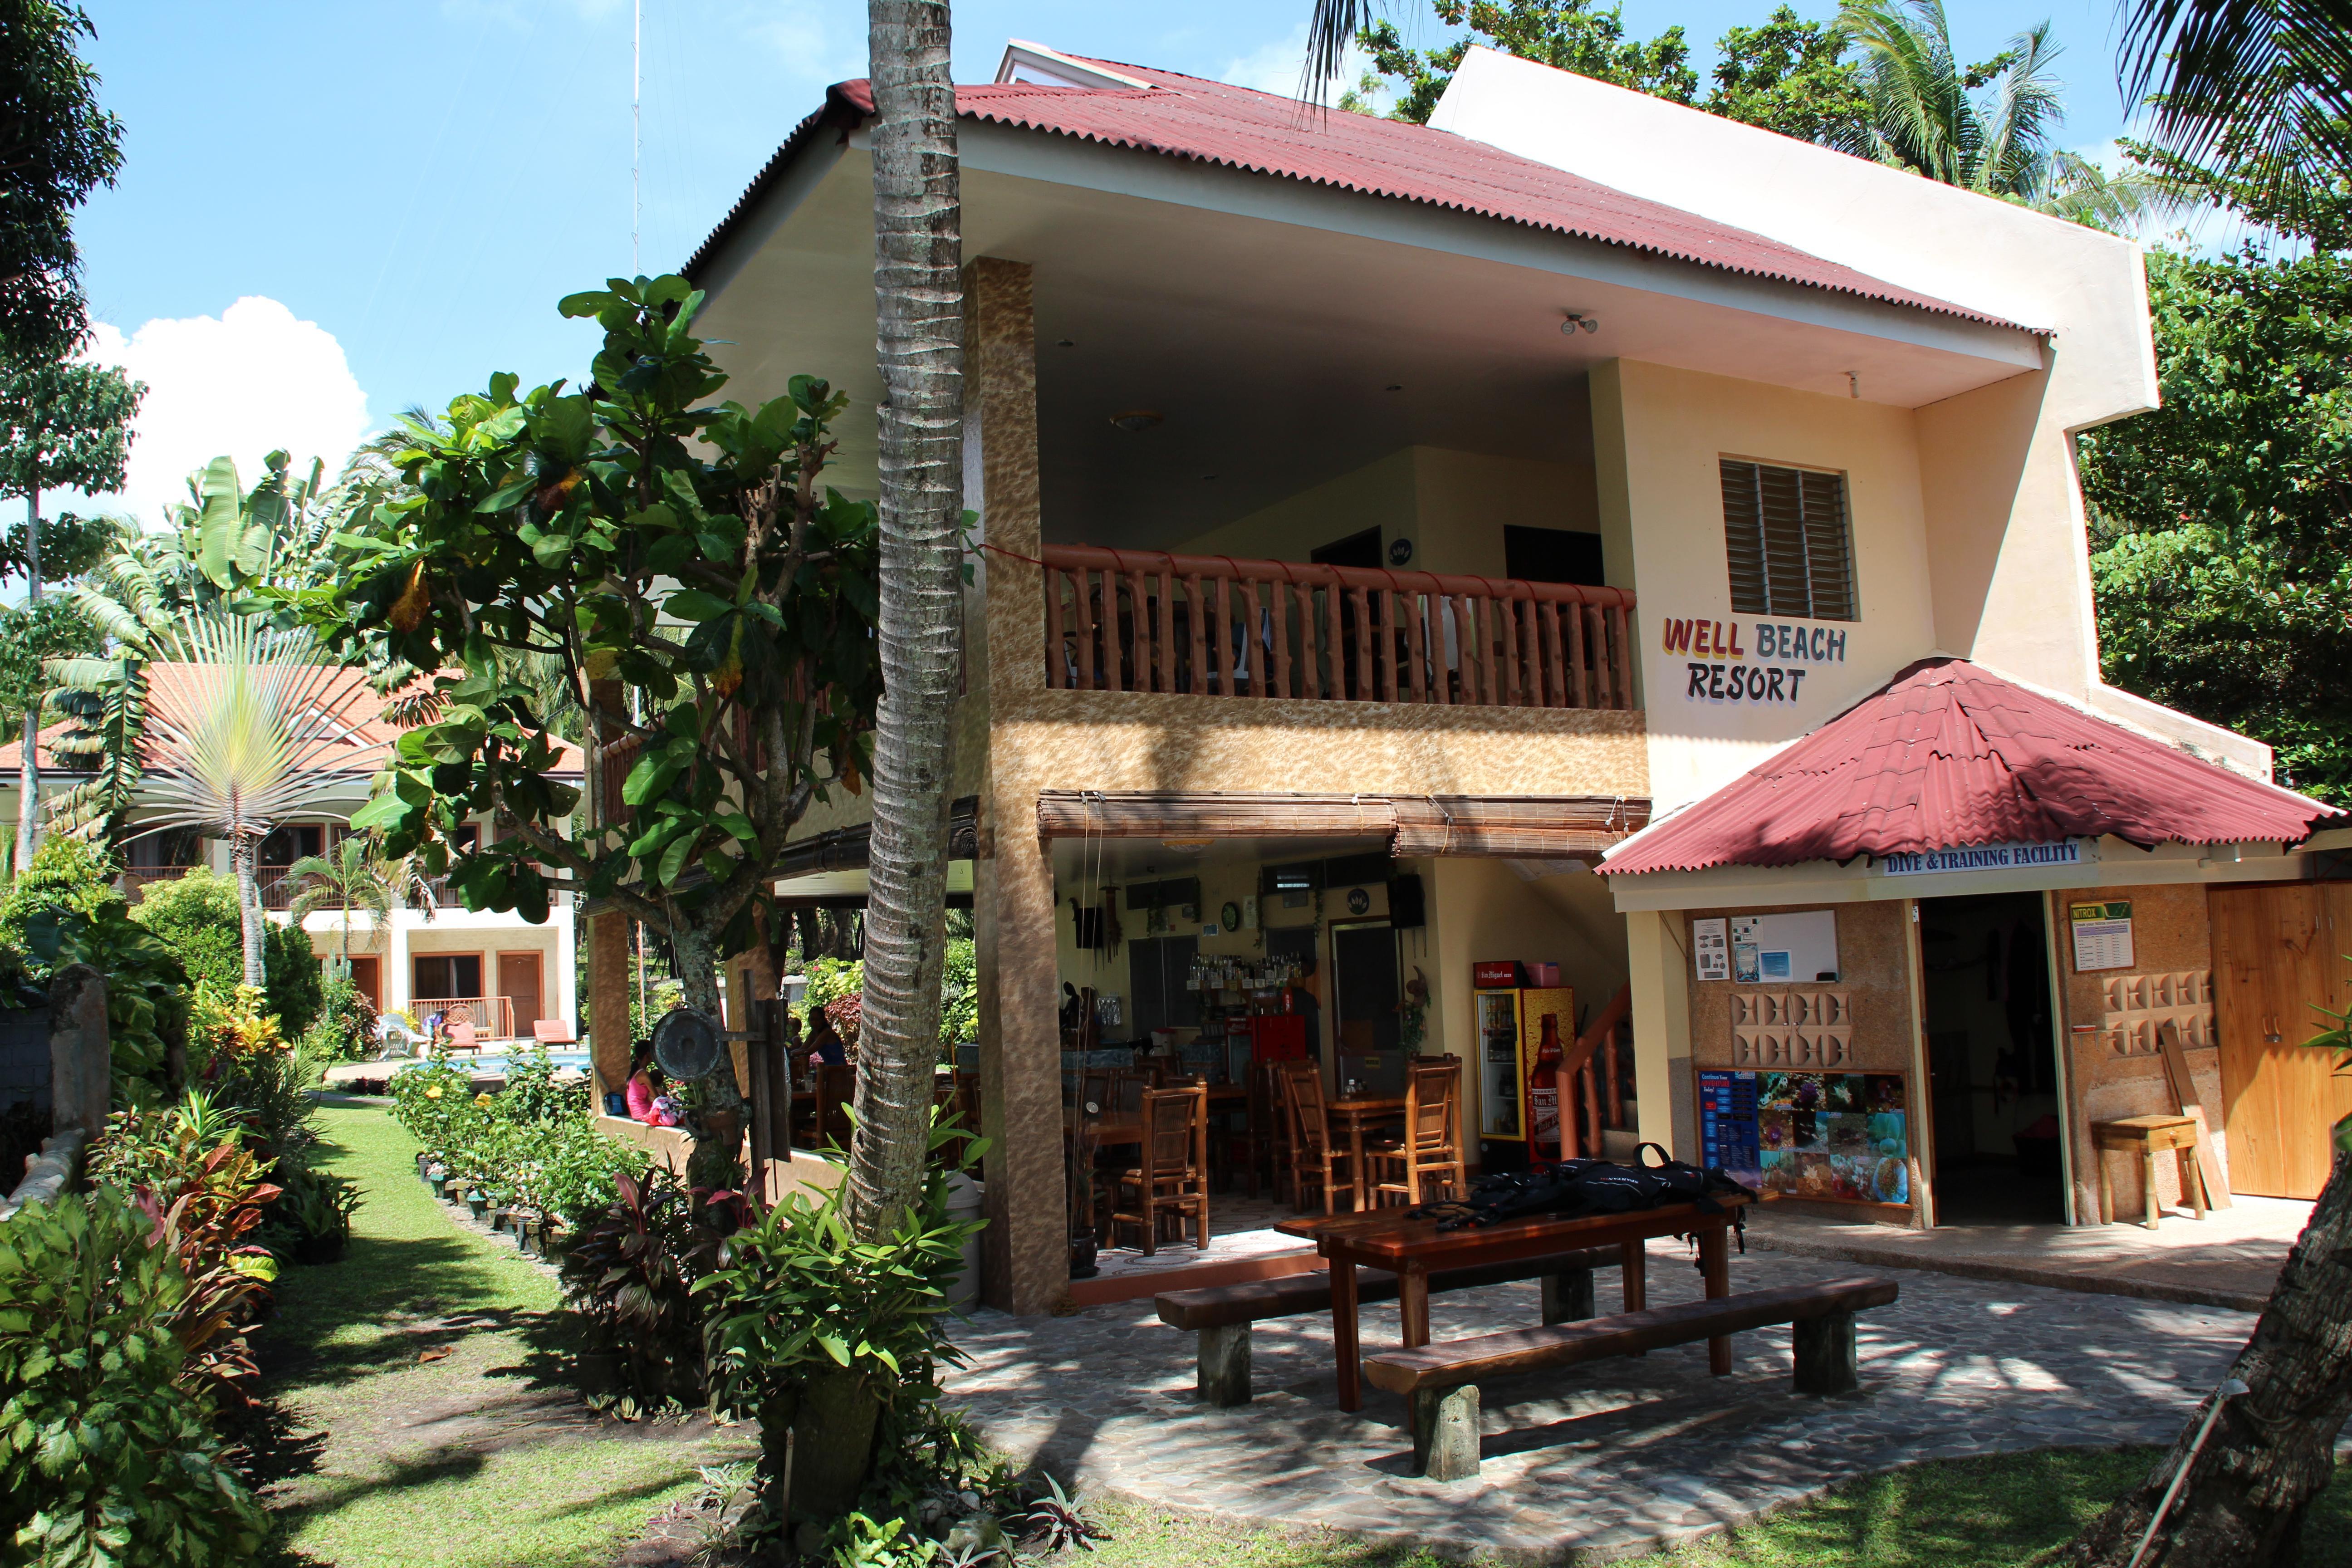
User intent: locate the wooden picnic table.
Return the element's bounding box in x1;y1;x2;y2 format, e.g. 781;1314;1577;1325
1276;1194;1751;1411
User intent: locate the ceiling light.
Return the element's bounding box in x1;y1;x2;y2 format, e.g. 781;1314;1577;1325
1384;383;1403;392
1108;409;1163;432
1561;313;1600;335
1056;338;1076;347
1161;838;1212;853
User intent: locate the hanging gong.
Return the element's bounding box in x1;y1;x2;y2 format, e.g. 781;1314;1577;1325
652;1006;723;1081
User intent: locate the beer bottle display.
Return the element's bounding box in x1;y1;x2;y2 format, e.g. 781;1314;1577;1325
1529;1013;1564;1156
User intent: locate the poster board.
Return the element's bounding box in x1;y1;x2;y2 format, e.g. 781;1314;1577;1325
1698;1068;1909;1205
2070;901;2135;972
1729;910;1841;984
1692;918;1730;982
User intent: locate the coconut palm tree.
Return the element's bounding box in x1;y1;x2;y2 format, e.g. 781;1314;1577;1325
849;0;967;1250
138;615;356;987
1836;0;2166;221
2117;0;2352;242
284;832;395;980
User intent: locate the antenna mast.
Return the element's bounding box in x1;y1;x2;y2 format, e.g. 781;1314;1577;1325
632;0;642;273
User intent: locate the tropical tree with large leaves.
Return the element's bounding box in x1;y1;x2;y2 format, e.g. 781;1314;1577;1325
311;275;886;1176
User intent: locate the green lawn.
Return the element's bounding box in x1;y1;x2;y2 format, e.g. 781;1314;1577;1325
261;1101;749;1568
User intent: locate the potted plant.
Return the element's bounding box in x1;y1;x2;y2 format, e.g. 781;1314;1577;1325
468;1189;491;1221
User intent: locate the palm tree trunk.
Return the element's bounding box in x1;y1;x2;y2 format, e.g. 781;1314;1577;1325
233;836;265;989
849;0;965;1245
2065;1142;2352;1566
15;487;40;878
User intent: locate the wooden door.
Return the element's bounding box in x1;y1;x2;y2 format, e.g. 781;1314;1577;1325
347;956;381;1012
2210;885;2352;1198
498;951;544;1036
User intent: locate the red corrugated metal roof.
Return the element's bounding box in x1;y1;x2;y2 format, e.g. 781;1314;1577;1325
0;666;584;778
685;67;2031;333
1602;658;2339;875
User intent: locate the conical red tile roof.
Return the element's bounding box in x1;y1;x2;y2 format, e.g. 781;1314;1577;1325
1602;657;2338;875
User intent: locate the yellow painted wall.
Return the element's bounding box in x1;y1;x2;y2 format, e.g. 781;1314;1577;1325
1174;445;1604;583
1596;358;1935;813
1425;854;1627;1157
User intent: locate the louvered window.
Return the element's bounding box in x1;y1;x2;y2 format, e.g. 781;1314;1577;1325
1719;459;1856;621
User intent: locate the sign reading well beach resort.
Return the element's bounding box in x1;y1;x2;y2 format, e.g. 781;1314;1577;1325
1661;616;1845;706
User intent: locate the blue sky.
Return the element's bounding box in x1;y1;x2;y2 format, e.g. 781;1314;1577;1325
69;0;2139;522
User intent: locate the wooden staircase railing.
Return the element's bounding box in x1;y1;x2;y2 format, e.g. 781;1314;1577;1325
1554;984;1633;1161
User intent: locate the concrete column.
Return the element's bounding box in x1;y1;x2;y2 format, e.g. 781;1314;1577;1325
1625;909;1694;1160
968;255;1067;1314
589;910;632;1099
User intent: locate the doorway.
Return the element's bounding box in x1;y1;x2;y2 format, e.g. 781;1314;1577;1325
347;955;381;1012
1331;920;1402;1094
498;951;544;1038
1917;892;2064;1223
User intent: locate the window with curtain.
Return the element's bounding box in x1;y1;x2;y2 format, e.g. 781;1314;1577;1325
1720;459;1857;622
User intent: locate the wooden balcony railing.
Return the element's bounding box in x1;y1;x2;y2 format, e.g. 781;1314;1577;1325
1041;544;1637;710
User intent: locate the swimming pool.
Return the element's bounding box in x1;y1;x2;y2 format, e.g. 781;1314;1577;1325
329;1050;593;1085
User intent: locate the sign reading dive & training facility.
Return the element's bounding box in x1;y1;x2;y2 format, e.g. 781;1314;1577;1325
1661;615;1845;706
1879;840;2087;877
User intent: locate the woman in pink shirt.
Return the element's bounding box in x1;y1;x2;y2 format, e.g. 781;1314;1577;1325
624;1043;679;1127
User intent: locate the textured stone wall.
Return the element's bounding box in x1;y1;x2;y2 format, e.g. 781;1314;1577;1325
2051;883;2220;1224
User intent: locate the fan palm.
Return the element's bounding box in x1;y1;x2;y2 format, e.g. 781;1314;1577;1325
138;616;357;987
284;833;396;979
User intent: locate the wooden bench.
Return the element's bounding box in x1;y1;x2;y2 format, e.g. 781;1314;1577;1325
1156;1246;1620;1406
1362;1276;1901;1480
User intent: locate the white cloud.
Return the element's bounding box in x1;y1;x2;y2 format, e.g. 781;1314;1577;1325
1221;23;1374;107
74;298;373;528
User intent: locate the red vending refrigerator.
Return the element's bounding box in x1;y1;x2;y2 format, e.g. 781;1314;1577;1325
1471;960;1574;1168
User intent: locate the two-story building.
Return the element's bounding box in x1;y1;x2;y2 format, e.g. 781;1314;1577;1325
3;664;581;1041
622;40;2341;1312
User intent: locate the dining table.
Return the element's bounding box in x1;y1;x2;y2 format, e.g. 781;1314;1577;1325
1276;1194;1752;1411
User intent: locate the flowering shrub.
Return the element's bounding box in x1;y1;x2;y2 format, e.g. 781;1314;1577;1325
0;1187;270;1567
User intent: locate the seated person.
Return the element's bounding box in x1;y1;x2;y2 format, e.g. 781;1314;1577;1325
624;1041;681;1127
805;1005;848;1068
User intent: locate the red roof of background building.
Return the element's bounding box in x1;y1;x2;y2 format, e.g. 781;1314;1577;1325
1602;658;2339;875
0;666;584;778
686;64;2029;333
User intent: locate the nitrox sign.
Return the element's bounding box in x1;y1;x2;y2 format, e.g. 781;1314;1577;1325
1661;617;1847;705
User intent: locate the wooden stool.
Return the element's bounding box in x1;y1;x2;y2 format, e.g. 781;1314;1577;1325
2092;1115;2206;1230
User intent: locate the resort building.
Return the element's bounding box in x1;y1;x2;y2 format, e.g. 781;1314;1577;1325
605;39;2342;1313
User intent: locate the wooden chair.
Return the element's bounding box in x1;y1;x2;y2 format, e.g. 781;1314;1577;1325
1109;1082;1209;1254
1279;1061;1354;1215
1370;1058;1467;1206
811;1063;855;1149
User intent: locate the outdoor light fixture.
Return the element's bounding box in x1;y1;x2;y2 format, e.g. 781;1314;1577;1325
1561;313;1600;335
1108;409;1163;431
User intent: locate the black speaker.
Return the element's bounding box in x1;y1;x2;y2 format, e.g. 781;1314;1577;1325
1389;873;1426;929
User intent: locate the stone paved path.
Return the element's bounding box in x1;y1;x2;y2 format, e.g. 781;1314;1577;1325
945;1238;2256;1563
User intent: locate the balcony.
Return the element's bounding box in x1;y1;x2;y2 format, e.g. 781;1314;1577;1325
1041;545;1637;710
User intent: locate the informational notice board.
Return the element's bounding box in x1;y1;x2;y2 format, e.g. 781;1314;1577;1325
1697;1068;1909;1205
2070;901;2135;972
